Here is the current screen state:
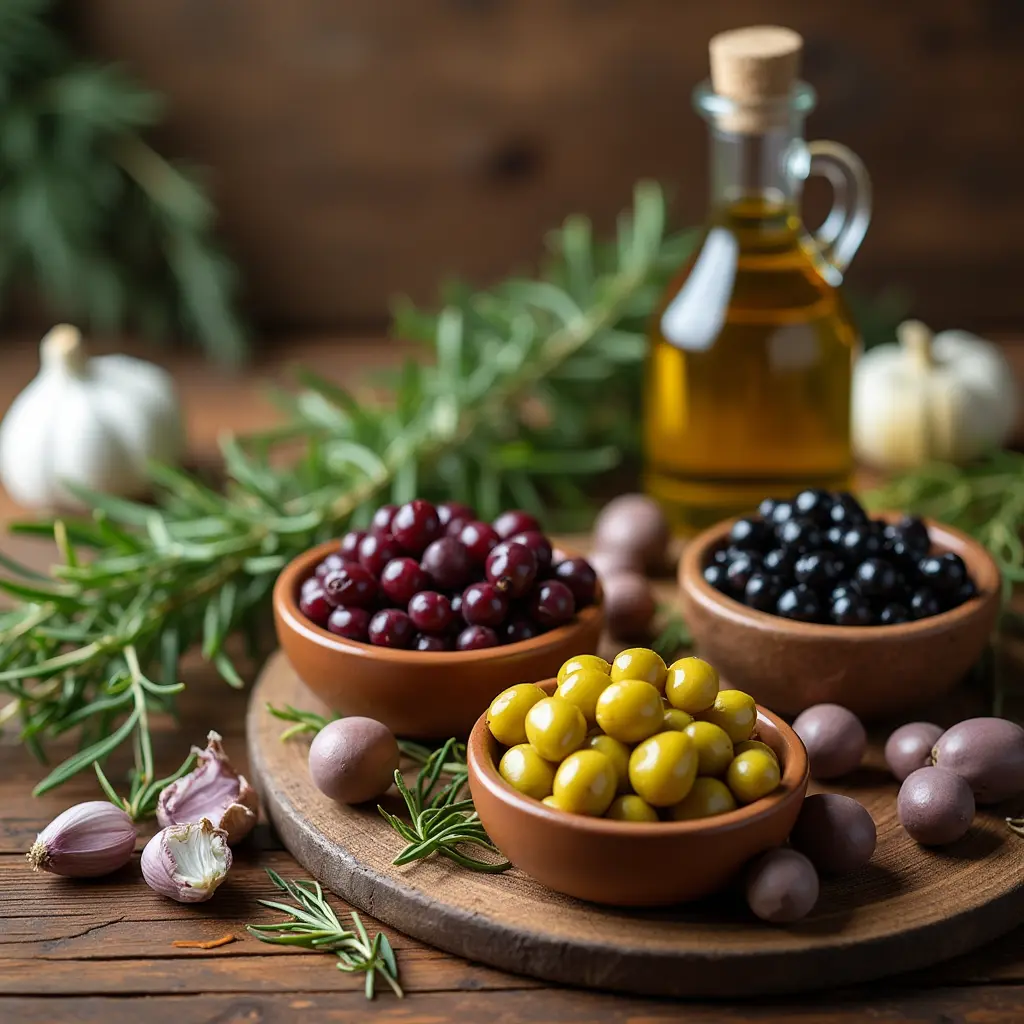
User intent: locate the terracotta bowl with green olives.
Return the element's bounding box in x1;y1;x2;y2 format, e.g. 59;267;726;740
679;506;1000;719
275;539;604;740
466;659;809;907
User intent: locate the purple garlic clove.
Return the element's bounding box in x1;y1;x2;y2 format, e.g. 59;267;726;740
157;730;259;844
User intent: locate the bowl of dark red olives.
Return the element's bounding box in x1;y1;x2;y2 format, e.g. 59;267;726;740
273;499;604;739
678;489;1001;719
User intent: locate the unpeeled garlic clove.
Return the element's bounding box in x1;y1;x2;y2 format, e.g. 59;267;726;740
141;819;232;903
156;730;259;844
27;800;137;877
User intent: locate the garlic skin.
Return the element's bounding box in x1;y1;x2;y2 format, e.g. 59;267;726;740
0;324;184;509
853;320;1017;471
141;819;232;903
27;801;136;878
156;731;259;844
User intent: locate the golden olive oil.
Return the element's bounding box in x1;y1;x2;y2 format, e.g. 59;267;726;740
644;197;859;535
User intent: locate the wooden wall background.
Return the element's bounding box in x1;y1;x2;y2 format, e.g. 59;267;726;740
74;0;1024;333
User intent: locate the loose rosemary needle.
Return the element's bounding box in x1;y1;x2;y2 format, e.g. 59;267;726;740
379;738;510;873
247;869;402;1000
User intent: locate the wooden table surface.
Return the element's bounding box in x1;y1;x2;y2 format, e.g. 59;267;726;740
4;336;1024;1023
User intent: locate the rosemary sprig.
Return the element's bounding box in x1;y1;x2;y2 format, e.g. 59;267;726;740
247;869;402;1000
94;751;197;822
379;738;509;873
651;607;693;661
0;183;681;797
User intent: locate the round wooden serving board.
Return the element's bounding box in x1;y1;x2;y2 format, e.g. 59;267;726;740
247;650;1024;998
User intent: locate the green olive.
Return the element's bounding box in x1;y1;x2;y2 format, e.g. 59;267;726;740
552;750;617;816
726;749;781;804
610;648;668;692
683;720;735;777
585;733;631;793
542;794;563;810
606;794;659;822
734;739;779;766
665;657;719;714
555;668;612;725
525;697;587;762
487;683;547;746
498;743;556;800
670;777;737;820
698;689;757;744
628;731;698;807
662;707;694;732
557;654;611;683
595;679;664;744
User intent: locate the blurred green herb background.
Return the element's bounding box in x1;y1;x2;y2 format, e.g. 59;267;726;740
0;0;247;364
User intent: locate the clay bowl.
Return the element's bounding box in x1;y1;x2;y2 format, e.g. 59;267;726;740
467;680;809;907
679;514;1001;720
273;540;604;739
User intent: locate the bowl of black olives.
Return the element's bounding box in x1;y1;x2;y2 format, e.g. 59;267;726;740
678;489;1000;719
274;500;604;740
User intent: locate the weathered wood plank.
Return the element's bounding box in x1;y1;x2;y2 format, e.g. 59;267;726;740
8;985;1024;1024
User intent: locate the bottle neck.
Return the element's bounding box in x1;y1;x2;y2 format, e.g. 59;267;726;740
708;122;803;218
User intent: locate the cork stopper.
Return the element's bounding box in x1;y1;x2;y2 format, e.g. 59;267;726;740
708;26;802;132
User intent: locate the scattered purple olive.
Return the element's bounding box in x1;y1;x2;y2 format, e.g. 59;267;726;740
792;703;866;780
789;793;876;876
745;848;819;924
885;722;944;783
308;718;400;804
929;717;1024;805
898;766;975;846
602;571;656;641
592;493;670;574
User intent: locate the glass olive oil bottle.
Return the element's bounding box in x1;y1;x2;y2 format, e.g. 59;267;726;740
644;27;870;533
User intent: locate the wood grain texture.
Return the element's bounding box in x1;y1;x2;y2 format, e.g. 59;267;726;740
247;650;1024;999
73;1;1024;331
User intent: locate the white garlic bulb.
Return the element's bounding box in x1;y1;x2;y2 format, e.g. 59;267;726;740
0;324;184;508
852;320;1017;471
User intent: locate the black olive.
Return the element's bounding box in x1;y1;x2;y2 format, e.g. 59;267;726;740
763;547;796;575
917;552;967;594
770;501;796;528
830;593;873;626
951;578;978;606
837;524;884;562
703;564;729;591
909;588;942;620
853;557;899;598
776;585;821;622
898;516;931;559
725;552;760;592
794;488;835;524
828;491;868;526
758;497;779;520
744;572;779;612
830;583;856;604
878;602;909;625
713;547;730;566
825;525;845;548
776;519;824;553
794;550;844;589
729;517;772;551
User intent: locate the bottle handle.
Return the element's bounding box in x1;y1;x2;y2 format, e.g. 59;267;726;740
802;140;872;276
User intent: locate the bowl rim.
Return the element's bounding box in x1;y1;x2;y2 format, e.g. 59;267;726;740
467;680;809;837
679;513;1001;640
275;538;605;664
